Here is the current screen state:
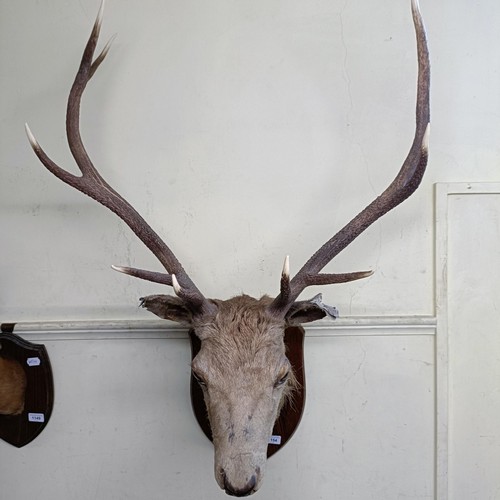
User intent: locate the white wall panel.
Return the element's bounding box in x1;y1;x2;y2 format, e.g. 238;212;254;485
0;323;435;500
436;184;500;500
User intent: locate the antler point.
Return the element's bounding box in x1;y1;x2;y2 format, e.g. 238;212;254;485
101;33;116;58
25;123;39;148
282;255;290;278
96;0;105;31
172;274;182;296
111;264;128;275
422;122;430;152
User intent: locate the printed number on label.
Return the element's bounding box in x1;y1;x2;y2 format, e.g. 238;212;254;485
268;435;281;445
27;357;41;367
28;413;45;423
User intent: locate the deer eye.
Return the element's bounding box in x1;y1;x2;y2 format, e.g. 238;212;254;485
274;371;289;388
192;371;207;387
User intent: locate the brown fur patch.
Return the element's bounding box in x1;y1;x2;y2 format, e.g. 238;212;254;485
0;357;27;415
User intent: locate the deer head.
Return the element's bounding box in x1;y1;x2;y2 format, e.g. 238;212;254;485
25;0;429;496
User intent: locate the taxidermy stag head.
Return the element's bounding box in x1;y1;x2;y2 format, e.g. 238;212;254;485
25;0;429;496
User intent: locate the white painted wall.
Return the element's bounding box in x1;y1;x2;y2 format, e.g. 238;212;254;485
0;0;479;322
1;1;499;499
435;184;500;500
1;0;499;321
0;325;436;499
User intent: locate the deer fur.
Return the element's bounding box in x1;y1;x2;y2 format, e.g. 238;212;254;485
0;357;27;416
140;294;304;495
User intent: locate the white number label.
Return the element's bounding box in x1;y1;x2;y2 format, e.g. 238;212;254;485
28;413;45;423
268;435;281;445
27;357;41;367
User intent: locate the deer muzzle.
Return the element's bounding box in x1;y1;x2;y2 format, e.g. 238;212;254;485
216;451;264;497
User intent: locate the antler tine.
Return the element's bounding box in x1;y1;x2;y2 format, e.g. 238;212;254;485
270;0;430;315
26;1;212;313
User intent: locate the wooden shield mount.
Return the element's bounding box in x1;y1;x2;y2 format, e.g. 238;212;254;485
189;325;306;457
0;329;54;448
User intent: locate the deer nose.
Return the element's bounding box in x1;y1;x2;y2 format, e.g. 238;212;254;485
223;472;257;497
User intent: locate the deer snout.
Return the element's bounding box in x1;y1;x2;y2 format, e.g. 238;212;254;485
222;468;259;497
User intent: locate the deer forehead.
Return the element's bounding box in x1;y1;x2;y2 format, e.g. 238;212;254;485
197;295;285;338
192;296;288;377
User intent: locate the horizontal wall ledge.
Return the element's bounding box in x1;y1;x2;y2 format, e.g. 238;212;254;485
2;316;437;341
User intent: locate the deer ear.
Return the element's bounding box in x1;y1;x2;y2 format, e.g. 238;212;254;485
139;294;194;325
285;294;339;326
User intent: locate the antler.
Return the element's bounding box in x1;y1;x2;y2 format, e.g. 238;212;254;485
270;0;430;315
25;1;213;314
